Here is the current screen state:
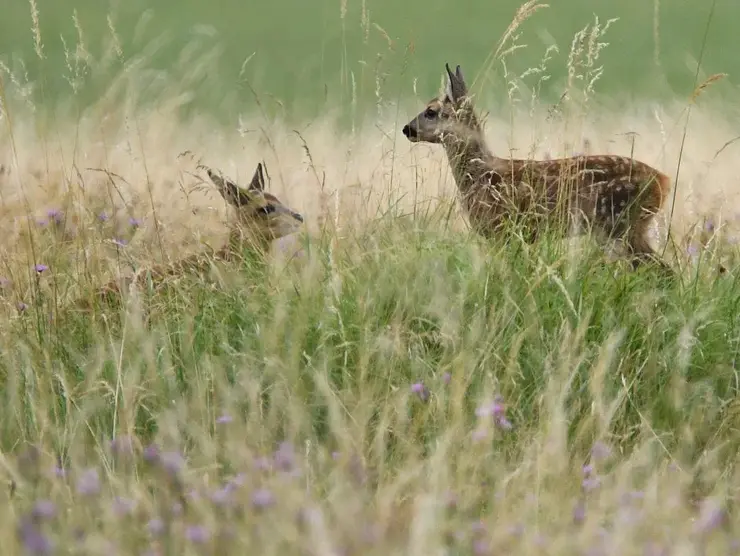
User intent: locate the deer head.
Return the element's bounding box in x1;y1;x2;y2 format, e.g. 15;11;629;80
402;63;478;144
202;161;304;249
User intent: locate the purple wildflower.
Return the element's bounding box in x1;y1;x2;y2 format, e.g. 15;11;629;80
184;525;210;544
472;538;490;555
475;397;505;418
411;382;430;402
112;238;128;247
51;465;66;479
147;518;164;536
251;488;275;509
17;518;53;555
98;212;109;222
476;396;512;430
496;416;513;430
112;496;137;516
619;490;645;506
442;372;451;385
573;500;586;523
46;209;63;225
142;444;160;463
210;487;232;507
34;264;48;273
110;435;135;457
273;442;296;472
694;498;726;534
17;302;28;312
216;414;233;425
31;500;56;520
76;468;100;496
129;217;142;228
581;465;600;489
591;441;612;461
582;475;601;491
159;452;185;475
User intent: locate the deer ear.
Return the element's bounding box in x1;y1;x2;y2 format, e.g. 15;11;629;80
445;62;468;102
455;65;466;87
249;162;267;192
445;63;455;99
204;166;254;207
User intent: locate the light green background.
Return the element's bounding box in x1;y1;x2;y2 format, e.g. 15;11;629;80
1;0;737;121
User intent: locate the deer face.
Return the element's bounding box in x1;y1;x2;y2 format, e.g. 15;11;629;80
204;162;304;243
402;63;472;144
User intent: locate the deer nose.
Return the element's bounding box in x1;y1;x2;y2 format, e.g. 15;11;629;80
402;125;411;137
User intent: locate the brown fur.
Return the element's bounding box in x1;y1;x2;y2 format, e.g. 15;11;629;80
74;160;304;311
402;63;672;271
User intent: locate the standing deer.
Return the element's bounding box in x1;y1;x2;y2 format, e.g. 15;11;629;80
402;63;672;271
74;160;304;311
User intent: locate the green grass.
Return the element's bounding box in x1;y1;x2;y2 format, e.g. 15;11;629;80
2;0;740;553
4;216;740;553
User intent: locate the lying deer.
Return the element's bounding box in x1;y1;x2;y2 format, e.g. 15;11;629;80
74;160;304;311
402;63;672;272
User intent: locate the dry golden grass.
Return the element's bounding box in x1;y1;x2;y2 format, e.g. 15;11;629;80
0;94;738;308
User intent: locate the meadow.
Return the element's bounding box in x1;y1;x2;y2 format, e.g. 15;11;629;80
1;0;740;554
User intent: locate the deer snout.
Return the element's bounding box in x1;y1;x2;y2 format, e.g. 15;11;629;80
402;123;418;141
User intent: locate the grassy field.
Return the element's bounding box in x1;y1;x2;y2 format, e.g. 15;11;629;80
1;0;740;554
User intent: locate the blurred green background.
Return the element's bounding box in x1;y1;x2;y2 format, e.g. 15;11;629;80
1;0;738;123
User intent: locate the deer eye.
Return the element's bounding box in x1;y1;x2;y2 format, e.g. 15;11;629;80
424;107;437;119
257;205;276;216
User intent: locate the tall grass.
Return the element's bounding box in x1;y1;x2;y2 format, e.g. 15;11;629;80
1;1;740;554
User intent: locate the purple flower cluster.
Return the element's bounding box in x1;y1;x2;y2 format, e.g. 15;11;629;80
9;436;311;553
8;430;736;555
471;394;514;442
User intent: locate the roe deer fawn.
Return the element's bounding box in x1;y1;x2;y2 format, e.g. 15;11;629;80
74;160;304;311
402;63;672;272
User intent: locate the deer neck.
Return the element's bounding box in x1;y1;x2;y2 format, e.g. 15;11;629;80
441;119;499;195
